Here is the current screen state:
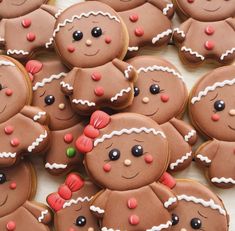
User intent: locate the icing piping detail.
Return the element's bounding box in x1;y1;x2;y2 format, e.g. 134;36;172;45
60;81;73;91
28;131;48;152
45;163;68;169
162;3;173;15
124;65;134;79
45;38;54;48
152;29;172;44
196;154;211;164
128;46;139;52
55;9;64;18
63;196;92;209
181;46;205;61
110;87;131;102
0;37;4;42
7;50;29;55
220;47;235;60
164;197;177;208
0;152;16;158
72;99;96;107
38;210;49;223
90;205;105;214
211;177;235;184
184;130;196;142
0;60;15;66
146;220;172;231
33;112;46;121
169;152;192;170
173;28;186;38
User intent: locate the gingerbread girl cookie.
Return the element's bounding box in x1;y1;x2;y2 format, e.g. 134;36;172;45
26;58;85;175
0;160;52;231
47;173;100;231
125;56;197;172
76;111;178;231
189;65;235;188
171;179;229;231
0;0;58;60
87;0;174;53
173;0;235;65
50;1;137;115
0;55;49;167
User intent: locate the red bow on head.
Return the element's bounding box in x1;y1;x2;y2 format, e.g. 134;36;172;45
76;110;111;153
47;173;84;212
25;60;43;82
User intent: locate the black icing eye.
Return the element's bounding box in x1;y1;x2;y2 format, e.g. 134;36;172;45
109;149;120;161
44;95;55;105
0;84;3;91
149;84;160;95
214;100;225;111
76;216;86;227
91;27;102;38
191;218;202;229
134;87;140;97
171;214;179;226
73;30;83;41
131;145;143;157
0;173;6;184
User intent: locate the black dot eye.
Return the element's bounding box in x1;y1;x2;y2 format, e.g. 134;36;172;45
214;100;225;111
0;173;6;184
91;27;102;38
191;218;202;229
0;84;3;91
109;149;120;161
131;145;143;157
73;30;83;41
172;214;179;226
149;84;160;95
44;95;55;105
134;87;140;97
76;216;86;227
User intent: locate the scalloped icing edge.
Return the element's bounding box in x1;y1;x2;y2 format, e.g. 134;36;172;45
169;151;192;170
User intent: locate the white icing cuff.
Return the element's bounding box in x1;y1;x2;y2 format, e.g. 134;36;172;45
162;3;173;15
181;46;205;61
90;205;105;214
28;131;48;152
152;29;172;44
0;152;16;158
164;197;177;208
0;37;4;42
211;177;235;185
7;49;29;55
220;47;235;60
33;111;46;122
173;28;186;38
0;60;15;66
63;196;92;209
110;87;131;102
184;130;196;142
128;46;139;52
72;99;96;107
38;210;48;223
169;152;192;170
60;81;74;91
124;65;134;79
45;163;68;170
196;154;212;164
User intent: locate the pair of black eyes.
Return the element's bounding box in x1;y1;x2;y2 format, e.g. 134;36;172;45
109;145;143;161
172;214;202;229
214;100;225;112
0;173;6;184
134;84;161;97
76;216;86;227
73;27;103;41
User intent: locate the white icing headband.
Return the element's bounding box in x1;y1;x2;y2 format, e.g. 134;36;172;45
0;60;15;67
177;195;226;216
63;196;93;209
94;128;166;146
191;78;235;104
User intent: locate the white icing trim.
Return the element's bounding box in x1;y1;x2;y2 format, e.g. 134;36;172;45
169;152;192;170
162;3;173;15
177;194;226;215
196;154;212;164
128;46;139;52
211;177;235;185
60;81;74;91
152;29;172;44
184;130;196;142
191;78;235;104
181;46;205;61
110;87;131;102
0;152;16;158
0;37;4;42
38;210;48;223
90;205;105;214
72;99;96;107
63;196;92;209
220;47;235;60
0;60;15;66
45;38;54;48
173;28;186;38
33;72;67;91
124;65;133;79
28;131;48;152
7;50;29;55
94;128;166;146
45;163;68;169
164;197;177;208
33;112;46;121
147;220;172;231
101;228;120;231
55;9;64;18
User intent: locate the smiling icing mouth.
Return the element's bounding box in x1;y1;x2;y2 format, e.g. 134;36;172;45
144;108;159;117
228;125;235;131
0;105;6;114
0;195;8;207
122;172;139;179
11;0;27;6
84;49;100;57
204;6;221;12
55;113;76;121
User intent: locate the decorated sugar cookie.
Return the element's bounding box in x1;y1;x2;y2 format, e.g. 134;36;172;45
47;173;100;231
171;179;229;231
76;111;178;231
0;160;52;231
0;56;49;167
125;56;197;172
50;1;137;115
189;65;235;188
88;0;174;53
0;0;58;59
173;0;235;65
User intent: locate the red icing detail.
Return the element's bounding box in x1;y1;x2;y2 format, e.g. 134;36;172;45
211;114;220;121
69;228;75;231
5;89;13;96
205;26;215;35
135;27;144;37
103;163;111;172
4;126;14;135
144;154;153;164
6;221;16;231
64;134;74;144
91;72;102;81
161;94;169;103
159;172;176;189
65;173;84;191
129;215;140;225
204;41;215;50
10;138;19;147
58;185;72;200
47;193;65;212
94;86;104;96
26;32;36;42
25;60;43;75
22;19;31;28
84;125;100;139
29;73;34;82
67;45;75;53
129;14;139;22
10;182;17;190
105;36;112;44
127;198;138;209
187;0;194;3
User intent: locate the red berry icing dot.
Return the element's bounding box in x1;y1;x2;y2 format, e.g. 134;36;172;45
105;36;112;44
67;45;75;53
135;27;144;37
6;221;16;231
4;126;14;135
187;0;194;3
129;215;140;225
10;182;17;190
204;41;215;50
22;19;31;28
127;198;138;209
94;87;104;97
64;134;74;144
69;228;75;231
129;14;139;22
5;89;13;96
205;26;215;35
103;163;111;172
211;114;220;121
26;32;36;42
91;72;102;81
161;94;169;103
144;154;153;164
10;138;20;147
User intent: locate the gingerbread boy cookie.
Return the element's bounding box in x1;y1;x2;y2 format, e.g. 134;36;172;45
0;0;57;60
47;173;100;231
88;0;174;53
171;179;229;231
76;111;178;230
26;58;85;175
0;55;49;167
0;160;52;231
50;1;137;115
189;65;235;188
125;56;197;172
173;0;235;65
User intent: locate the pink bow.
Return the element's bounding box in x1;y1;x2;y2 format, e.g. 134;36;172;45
25;60;43;81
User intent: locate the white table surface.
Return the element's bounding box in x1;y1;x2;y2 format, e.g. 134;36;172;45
33;1;235;230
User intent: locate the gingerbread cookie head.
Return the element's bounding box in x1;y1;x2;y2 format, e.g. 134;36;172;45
174;0;235;21
47;173;100;231
125;56;187;124
26;58;81;131
52;1;129;68
76;111;169;191
171;179;229;231
0;0;47;19
0;55;31;124
189;65;235;141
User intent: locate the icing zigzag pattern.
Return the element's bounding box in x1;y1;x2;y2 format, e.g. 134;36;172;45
0;60;15;66
111;87;131;102
0;152;16;158
60;81;73;91
38;210;48;223
7;50;29;55
90;205;105;214
128;46;139;52
173;28;186;38
63;196;92;209
124;65;134;79
72;99;96;107
28;131;48;152
162;3;173;15
45;163;67;169
184;130;196;142
33;112;46;122
181;46;205;61
169;152;192;170
211;177;235;185
220;47;235;60
164;197;177;208
152;29;172;44
196;154;211;164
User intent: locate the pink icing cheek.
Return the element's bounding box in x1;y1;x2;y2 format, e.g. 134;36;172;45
67;45;76;53
68;228;75;231
161;94;169;103
211;114;220;122
105;36;112;44
187;0;194;3
5;89;13;96
9;182;17;190
103;163;112;172
144;154;153;164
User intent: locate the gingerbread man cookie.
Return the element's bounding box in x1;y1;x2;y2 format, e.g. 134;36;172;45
171;179;229;231
26;57;85;175
125;56;197;172
0;0;58;60
173;0;235;65
76;111;178;231
0;160;52;231
0;55;49;167
50;1;137;115
47;173;100;231
88;0;174;53
189;65;235;188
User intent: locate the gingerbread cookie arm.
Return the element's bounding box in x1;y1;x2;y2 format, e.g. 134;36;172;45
169;118;197;145
60;68;77;95
225;18;235;31
148;0;174;18
173;18;193;43
0;19;6;45
40;4;58;17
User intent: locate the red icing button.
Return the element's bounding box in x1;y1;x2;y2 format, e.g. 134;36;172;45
5;89;13;96
22;19;31;28
204;41;215;50
135;27;144;37
10;138;20;147
94;87;104;97
144;154;153;164
69;228;75;231
67;45;75;53
211;114;220;121
64;134;74;144
205;26;215;35
161;94;169;103
91;72;102;81
105;36;112;44
103;163;111;172
6;221;16;231
129;215;140;225
10;182;17;190
4;126;14;135
187;0;194;2
129;14;139;22
127;198;138;209
26;32;36;42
